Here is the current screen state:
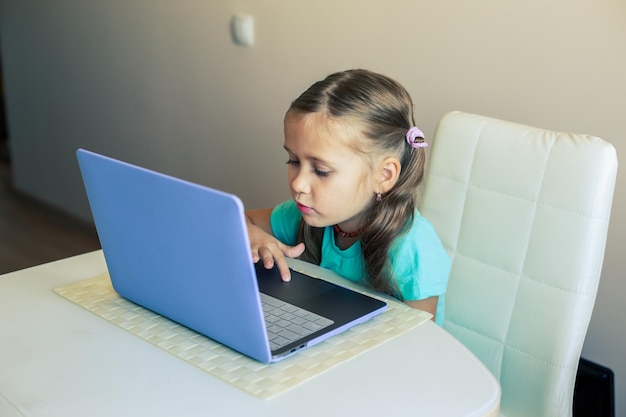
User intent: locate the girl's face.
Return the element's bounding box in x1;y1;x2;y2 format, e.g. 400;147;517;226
283;112;377;234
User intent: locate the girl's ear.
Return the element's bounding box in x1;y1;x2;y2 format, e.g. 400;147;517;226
378;157;401;193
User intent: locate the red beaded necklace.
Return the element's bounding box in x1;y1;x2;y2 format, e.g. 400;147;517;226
333;224;361;238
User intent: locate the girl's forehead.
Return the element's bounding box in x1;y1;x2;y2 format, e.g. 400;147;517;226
284;112;363;150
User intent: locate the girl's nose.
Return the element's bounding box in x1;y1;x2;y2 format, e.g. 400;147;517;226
290;171;311;195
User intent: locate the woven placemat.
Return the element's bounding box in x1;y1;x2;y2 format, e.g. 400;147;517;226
54;272;430;399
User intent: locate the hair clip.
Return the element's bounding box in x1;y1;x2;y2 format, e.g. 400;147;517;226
405;127;428;148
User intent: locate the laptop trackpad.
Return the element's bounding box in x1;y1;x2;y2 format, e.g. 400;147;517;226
255;262;335;304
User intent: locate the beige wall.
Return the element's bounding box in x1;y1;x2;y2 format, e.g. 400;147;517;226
1;0;624;412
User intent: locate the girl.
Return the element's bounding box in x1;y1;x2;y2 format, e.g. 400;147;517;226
246;69;450;324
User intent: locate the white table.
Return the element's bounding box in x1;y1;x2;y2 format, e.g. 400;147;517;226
0;250;500;417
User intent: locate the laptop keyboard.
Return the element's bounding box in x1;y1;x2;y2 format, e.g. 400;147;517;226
260;292;334;351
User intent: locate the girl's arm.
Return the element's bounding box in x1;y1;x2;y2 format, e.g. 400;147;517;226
245;208;305;281
245;208;274;234
405;296;439;322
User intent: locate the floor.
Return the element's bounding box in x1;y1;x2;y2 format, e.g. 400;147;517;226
0;154;101;275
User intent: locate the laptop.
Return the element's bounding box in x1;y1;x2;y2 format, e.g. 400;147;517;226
76;149;387;363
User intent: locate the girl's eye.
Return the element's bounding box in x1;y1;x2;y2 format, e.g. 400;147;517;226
314;168;330;178
286;159;330;177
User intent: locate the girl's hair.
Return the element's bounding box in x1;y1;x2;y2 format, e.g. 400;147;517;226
287;69;426;299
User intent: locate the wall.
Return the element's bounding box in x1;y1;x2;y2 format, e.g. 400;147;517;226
1;0;624;413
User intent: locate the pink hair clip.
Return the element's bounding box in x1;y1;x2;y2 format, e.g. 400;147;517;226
405;127;428;148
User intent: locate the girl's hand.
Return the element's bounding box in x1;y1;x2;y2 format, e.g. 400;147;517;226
247;220;305;282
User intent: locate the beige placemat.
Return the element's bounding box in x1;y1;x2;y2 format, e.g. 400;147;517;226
54;273;430;399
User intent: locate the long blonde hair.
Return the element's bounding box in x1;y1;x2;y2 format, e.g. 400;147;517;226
288;69;426;299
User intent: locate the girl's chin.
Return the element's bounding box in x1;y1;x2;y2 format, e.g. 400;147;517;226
301;217;331;229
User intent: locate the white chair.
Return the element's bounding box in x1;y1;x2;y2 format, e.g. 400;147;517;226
419;111;617;417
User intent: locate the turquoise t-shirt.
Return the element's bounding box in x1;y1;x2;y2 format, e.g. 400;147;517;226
270;200;451;324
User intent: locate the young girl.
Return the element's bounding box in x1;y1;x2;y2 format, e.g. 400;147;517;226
246;69;450;324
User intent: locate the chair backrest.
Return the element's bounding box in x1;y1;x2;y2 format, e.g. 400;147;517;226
419;111;617;417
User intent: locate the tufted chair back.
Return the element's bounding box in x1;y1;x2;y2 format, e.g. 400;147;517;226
419;111;617;417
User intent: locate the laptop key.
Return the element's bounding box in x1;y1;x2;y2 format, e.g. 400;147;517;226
260;292;334;351
286;323;309;336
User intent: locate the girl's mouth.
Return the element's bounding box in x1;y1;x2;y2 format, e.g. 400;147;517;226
296;202;313;214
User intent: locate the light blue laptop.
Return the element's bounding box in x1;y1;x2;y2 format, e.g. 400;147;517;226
76;149;387;363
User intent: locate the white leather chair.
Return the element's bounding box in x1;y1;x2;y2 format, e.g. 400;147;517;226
419;111;617;417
